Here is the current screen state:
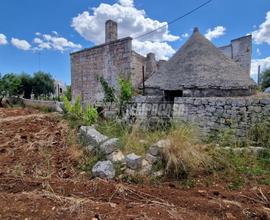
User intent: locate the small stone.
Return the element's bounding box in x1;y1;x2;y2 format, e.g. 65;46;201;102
153;170;164;178
149;139;171;156
139;159;152;175
126;153;142;170
99;138;119;155
92;161;115;179
106;150;125;162
145;153;158;164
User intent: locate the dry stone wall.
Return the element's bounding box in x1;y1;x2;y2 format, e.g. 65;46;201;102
126;95;270;137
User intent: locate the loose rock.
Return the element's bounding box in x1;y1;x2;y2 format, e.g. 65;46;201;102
126;153;142;170
106;150;125;162
92;161;115;179
79;126;108;148
99;138;119;155
149;139;171;156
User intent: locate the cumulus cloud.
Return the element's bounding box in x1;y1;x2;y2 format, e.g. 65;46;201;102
11;38;31;50
71;0;179;60
0;33;8;45
253;11;270;45
181;33;189;38
32;34;82;52
251;57;270;81
205;26;226;41
133;40;175;60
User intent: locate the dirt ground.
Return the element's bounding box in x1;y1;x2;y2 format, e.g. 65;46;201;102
0;107;269;220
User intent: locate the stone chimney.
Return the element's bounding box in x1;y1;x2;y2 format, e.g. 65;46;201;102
145;53;157;77
105;20;118;43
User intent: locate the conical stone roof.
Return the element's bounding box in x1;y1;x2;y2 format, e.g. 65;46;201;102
145;27;256;91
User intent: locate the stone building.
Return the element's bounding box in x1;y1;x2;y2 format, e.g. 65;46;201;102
144;27;256;99
70;20;159;105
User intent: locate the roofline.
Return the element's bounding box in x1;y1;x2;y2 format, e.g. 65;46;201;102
70;37;133;55
231;34;252;42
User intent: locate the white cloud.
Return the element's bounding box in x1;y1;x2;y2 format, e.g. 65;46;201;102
11;38;31;50
33;34;82;52
71;0;179;60
181;33;189;38
251;56;270;81
133;40;175;60
0;33;8;45
253;11;270;45
205;26;226;41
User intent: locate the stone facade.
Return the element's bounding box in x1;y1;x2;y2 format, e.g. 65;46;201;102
71;20;158;105
219;35;252;75
126;95;270;137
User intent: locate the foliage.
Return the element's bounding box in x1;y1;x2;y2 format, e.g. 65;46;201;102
70;96;83;120
63;95;72;114
32;71;55;98
83;104;98;125
64;85;72;101
248;118;270;148
64;95;98;127
19;73;33;99
261;68;270;91
1;73;22;97
118;77;133;115
98;76;115;103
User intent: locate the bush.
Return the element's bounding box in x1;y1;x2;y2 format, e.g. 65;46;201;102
83;105;98;126
249;118;270;148
63;95;72;114
118;77;133;115
70;96;83;120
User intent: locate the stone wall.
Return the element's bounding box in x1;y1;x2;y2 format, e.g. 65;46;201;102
22;99;63;112
219;35;252;75
71;37;133;104
126;95;270;137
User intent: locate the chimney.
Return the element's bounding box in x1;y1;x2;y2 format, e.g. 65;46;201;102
105;20;118;43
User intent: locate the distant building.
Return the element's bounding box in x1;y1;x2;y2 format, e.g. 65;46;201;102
71;21;255;105
144;27;256;98
53;80;67;98
70;20;160;105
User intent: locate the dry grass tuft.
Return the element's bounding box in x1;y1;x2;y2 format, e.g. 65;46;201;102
160;124;213;179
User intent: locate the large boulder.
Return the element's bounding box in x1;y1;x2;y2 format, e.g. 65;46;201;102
79;126;108;148
126;153;142;170
148;139;171;156
99;138;119;155
92;161;115;179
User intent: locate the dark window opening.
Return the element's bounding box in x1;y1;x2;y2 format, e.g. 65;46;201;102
164;90;183;102
59;88;63;94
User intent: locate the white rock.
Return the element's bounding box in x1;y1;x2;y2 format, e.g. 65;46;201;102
79;126;108;147
99;138;119;155
139;159;152;175
92;161;115;179
126;153;142;170
149;139;171;156
106;150;125;162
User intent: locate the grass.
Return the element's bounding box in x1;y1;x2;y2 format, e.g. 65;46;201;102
64;112;270;189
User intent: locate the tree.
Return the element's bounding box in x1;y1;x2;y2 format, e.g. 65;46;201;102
261;69;270;91
1;73;21;97
118;77;133;116
19;73;33;99
32;71;55;98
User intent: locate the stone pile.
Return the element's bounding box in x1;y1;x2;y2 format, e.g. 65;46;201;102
78;126;165;179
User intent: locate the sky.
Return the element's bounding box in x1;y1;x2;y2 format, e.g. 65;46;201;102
0;0;270;85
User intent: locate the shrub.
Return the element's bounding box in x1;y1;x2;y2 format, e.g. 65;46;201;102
118;77;133;115
70;96;83;120
83;105;98;126
249;119;270;148
98;76;115;104
63;95;72;114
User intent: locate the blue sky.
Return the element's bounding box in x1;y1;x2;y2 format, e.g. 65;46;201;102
0;0;270;84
